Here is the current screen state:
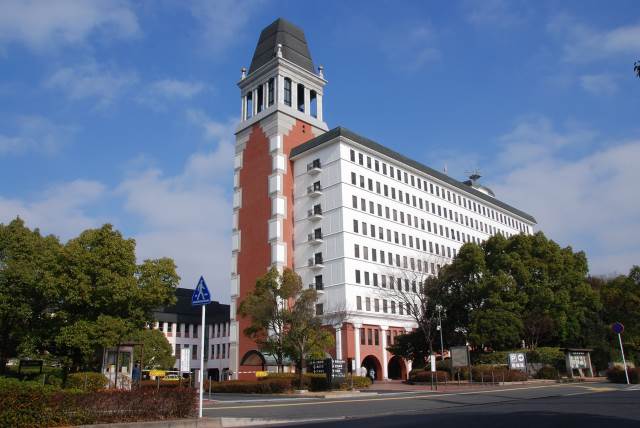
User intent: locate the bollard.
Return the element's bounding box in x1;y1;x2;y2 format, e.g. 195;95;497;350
208;376;211;398
492;371;494;384
156;376;160;391
481;373;484;385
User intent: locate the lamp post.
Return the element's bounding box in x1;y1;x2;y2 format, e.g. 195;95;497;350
436;305;444;361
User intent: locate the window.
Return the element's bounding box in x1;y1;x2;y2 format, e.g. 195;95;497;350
192;345;197;360
297;83;305;112
210;345;215;359
355;270;361;284
374;299;380;312
268;78;274;106
222;344;226;359
368;329;373;345
354;244;360;258
373;273;378;286
184;324;190;337
365;297;371;311
356;296;362;310
351;172;356;185
364;271;370;285
193;325;198;338
350;149;355;162
399;302;404;315
391;301;396;314
216;344;220;359
358;153;364;165
167;323;173;333
361;329;366;345
383;299;388;313
315;303;323;315
175;344;180;356
352;195;357;208
353;220;359;233
284;78;292;106
374;329;380;346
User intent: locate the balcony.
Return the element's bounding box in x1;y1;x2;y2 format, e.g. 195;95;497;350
307;184;322;198
307;233;323;245
309;282;325;294
307;208;323;221
307;160;322;175
308;257;324;270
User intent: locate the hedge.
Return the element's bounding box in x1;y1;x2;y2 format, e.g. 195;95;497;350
408;370;449;383
474;347;564;369
0;378;196;427
606;367;640;384
456;365;528;382
205;379;291;394
204;374;371;393
536;366;559;380
66;372;108;392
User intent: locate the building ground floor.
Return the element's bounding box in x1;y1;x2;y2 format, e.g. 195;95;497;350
233;321;413;381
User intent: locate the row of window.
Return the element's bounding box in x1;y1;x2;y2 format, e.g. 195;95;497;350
354;242;443;273
355;294;418;317
358;327;403;346
353;218;458;260
173;343;228;360
158;322;229;338
348;149;529;233
355;269;431;293
351;173;517;239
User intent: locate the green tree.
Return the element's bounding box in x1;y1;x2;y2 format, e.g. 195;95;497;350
55;224;179;370
283;273;333;387
386;329;428;369
129;328;176;369
237;267;292;372
0;218;62;372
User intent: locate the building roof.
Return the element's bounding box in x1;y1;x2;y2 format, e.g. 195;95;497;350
153;288;230;325
290;127;537;223
249;18;315;75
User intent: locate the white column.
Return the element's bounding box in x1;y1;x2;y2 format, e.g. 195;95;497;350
317;93;323;121
354;323;361;372
303;87;310;114
277;75;285;105
405;359;412;380
335;325;343;360
291;81;298;110
252;88;258;116
262;82;268;111
381;326;388;380
241;95;246;120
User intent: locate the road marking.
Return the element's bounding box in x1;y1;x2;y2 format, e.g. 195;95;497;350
204;383;579;410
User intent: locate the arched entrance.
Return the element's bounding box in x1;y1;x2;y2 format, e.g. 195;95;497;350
240;350;265;370
387;356;407;380
361;355;383;380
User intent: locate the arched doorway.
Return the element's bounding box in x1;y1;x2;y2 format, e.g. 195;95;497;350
361;355;383;380
240;350;265;370
387;356;407;380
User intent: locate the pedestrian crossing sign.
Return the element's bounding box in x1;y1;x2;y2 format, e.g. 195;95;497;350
191;276;211;305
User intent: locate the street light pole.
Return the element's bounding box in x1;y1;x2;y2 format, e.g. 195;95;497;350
436;305;444;361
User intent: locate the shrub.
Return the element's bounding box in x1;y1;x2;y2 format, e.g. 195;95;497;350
341;375;371;389
0;379;196;427
536;366;559;380
408;370;449;383
455;365;528;382
606;367;640;384
66;372;108;392
208;379;291;394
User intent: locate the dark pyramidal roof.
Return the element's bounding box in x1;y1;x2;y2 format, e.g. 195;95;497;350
153;288;229;325
249;18;314;74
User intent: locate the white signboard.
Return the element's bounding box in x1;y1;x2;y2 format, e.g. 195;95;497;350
508;352;526;371
180;347;191;373
430;355;436;372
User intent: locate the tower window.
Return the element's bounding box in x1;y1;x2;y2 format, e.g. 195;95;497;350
310;90;317;118
246;92;253;119
284;78;292;106
297;83;305;112
257;85;264;113
268;78;274;106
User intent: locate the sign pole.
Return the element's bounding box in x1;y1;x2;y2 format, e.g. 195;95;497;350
199;304;205;417
617;333;630;385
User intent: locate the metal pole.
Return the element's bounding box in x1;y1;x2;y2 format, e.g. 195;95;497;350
199;305;206;418
618;333;630;385
438;308;444;361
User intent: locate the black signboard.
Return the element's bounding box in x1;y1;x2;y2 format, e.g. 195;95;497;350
18;359;43;374
332;359;346;379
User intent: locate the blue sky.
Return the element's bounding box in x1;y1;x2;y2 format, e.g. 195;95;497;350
1;0;639;301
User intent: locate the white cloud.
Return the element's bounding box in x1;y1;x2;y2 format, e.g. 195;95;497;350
548;15;640;63
136;79;209;111
380;25;440;72
187;0;258;54
463;0;529;28
0;0;139;52
45;62;138;107
0;115;74;156
0;180;106;240
579;73;618;96
487;117;640;276
117;139;234;301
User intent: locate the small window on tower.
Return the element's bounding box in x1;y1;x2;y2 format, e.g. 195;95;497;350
310;90;317;118
246;92;253;119
297;83;305;112
268;78;274;106
284;78;292;106
257;85;264;113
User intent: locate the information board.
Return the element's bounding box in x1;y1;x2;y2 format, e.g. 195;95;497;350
508;352;527;371
451;346;469;368
569;352;588;369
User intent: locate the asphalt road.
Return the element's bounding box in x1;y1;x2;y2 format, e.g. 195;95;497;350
203;383;640;427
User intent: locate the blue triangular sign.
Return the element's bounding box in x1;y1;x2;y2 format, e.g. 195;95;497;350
192;276;211;305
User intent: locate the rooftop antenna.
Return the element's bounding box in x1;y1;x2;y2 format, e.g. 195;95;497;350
443;163;448;174
465;169;482;184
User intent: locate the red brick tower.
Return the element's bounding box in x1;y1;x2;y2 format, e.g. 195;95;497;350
229;18;328;379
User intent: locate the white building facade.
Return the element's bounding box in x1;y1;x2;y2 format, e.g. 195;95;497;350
230;18;536;381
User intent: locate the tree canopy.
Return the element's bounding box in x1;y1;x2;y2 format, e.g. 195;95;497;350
0;218;179;372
